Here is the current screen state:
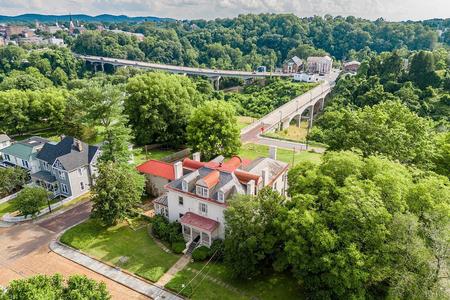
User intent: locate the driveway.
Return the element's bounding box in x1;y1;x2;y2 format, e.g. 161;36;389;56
0;202;149;300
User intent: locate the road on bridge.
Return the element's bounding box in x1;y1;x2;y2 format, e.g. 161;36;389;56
75;54;292;79
241;69;340;143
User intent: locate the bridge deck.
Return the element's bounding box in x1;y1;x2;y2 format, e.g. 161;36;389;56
75;54;292;78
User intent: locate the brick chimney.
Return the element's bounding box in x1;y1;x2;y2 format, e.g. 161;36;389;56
262;168;269;186
192;152;201;162
73;139;83;152
246;179;255;196
269;146;277;160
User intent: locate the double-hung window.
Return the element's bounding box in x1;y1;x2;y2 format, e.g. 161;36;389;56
199;202;208;215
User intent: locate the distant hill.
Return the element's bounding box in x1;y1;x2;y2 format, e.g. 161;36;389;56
0;14;175;24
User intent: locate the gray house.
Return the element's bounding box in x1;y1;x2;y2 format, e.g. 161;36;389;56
31;137;100;198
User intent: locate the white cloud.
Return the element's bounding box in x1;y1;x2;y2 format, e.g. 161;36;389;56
0;0;448;21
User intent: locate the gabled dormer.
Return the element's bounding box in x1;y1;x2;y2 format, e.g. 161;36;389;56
196;170;219;199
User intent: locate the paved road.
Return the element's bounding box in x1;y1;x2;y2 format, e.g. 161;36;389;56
38;201;92;233
76;54;292;79
241;69;340;144
0;203;149;300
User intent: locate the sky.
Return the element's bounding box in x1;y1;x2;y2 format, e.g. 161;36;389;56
0;0;449;21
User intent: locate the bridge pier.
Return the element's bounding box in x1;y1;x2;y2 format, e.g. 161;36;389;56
210;76;221;90
308;105;314;128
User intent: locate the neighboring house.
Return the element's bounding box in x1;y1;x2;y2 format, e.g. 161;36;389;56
0;136;48;173
137;159;177;196
306;56;333;75
283;56;303;73
31;136;100;198
0;134;11;150
343;60;361;73
151;147;288;247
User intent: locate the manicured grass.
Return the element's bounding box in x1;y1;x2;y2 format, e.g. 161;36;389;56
132;147;177;166
0;200;16;217
236;116;256;131
60;219;180;282
239;143;323;166
267;122;309;141
166;261;303;300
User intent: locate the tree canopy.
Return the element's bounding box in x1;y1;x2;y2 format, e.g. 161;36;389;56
124;72;203;146
187;100;241;160
0;274;110;300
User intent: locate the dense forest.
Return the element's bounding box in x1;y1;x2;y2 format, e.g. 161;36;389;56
68;14;448;70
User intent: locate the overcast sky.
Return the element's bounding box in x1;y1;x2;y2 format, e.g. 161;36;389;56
0;0;449;21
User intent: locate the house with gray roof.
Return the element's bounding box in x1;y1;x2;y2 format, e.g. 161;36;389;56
0;136;48;172
31;136;100;198
151;147;288;248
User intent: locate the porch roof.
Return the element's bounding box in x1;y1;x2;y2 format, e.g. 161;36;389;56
180;212;219;233
32;170;57;183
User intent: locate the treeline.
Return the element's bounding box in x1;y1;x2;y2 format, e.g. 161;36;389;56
224;79;317;117
225;151;450;299
69;14;441;70
311;49;450;177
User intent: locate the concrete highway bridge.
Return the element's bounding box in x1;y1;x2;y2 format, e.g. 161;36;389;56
74;54;292;89
241;69;340;144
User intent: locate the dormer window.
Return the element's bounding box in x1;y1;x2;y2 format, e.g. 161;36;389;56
196;185;208;198
218;191;225;203
182;180;188;192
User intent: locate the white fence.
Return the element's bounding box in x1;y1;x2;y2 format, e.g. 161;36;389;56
0;191;21;205
1;191;89;223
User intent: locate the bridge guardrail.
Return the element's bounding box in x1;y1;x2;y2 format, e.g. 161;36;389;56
240;81;331;135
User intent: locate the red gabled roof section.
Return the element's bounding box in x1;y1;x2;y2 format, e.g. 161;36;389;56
183;158;219;170
136;160;175;180
180;212;219;232
234;169;261;184
219;156;242;172
200;170;220;188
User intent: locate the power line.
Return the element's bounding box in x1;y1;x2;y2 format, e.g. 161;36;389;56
176;250;218;297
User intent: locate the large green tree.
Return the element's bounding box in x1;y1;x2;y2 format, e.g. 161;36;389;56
282;151;449;299
0;274;110;300
91;162;145;226
74;82;132;163
187;100;241;161
224;188;286;278
311;101;435;167
14;187;49;217
125;72;202;146
0;167;28;198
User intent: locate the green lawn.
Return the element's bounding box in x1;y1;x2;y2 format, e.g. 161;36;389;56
132;147;177;166
0;196;61;217
239;143;323;166
236;116;256;131
60;219;180;282
0;200;16;217
166;261;303;300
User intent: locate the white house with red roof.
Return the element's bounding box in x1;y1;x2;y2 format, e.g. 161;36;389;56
138;147;289;248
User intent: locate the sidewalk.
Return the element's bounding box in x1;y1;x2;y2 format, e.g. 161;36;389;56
50;241;183;300
156;254;191;287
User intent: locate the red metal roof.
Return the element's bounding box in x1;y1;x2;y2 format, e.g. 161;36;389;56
183;158;219;170
200;170;220;188
136;160;175;180
219;156;242;172
180;212;219;232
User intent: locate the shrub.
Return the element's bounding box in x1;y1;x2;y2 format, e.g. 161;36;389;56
171;242;186;254
150;215;184;245
209;239;225;261
192;246;211;261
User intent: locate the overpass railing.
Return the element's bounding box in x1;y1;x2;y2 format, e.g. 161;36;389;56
240;81;331;135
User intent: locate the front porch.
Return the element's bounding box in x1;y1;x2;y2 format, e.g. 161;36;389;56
31;171;59;198
180;212;219;247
